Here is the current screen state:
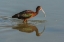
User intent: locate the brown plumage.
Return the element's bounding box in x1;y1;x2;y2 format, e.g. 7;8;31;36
12;6;46;23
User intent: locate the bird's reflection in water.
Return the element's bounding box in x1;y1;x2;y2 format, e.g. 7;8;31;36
12;23;45;36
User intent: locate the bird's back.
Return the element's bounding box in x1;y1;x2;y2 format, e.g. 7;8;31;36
12;10;36;19
18;10;34;14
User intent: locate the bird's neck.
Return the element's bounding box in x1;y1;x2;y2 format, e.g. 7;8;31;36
36;9;39;14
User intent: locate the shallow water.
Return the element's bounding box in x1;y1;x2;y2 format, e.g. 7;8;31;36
0;0;64;42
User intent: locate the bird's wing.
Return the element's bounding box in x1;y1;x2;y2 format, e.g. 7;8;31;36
21;13;32;17
19;10;34;18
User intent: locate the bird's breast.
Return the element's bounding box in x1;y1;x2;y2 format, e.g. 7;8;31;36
30;13;37;18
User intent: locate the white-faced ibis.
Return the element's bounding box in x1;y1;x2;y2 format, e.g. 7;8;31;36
12;6;46;23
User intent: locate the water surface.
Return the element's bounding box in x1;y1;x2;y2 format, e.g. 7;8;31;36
0;0;64;42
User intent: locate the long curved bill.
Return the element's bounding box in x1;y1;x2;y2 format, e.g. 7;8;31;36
41;9;46;17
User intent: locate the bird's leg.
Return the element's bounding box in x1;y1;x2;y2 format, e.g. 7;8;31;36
23;19;27;24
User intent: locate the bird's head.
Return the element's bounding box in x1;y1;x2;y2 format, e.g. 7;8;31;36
36;6;46;17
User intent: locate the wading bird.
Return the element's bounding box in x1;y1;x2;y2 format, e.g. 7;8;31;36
12;6;46;23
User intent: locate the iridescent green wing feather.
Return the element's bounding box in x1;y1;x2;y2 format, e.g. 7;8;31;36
21;13;32;17
20;10;34;18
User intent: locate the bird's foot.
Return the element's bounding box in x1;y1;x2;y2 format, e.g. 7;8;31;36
23;20;28;24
